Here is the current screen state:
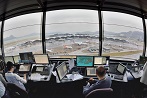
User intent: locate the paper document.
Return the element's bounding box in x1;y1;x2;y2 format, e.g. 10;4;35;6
66;74;83;81
52;71;57;76
30;73;46;81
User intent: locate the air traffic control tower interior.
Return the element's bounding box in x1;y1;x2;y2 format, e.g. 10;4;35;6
1;0;147;98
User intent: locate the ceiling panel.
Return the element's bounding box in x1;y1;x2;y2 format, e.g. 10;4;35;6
0;0;147;20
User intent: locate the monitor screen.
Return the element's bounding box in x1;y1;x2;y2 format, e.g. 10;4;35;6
116;63;126;75
36;66;44;72
139;56;147;65
76;56;94;67
13;55;20;64
56;62;68;81
5;56;14;64
34;54;49;64
94;56;109;65
108;63;118;74
19;52;35;63
19;64;31;72
86;67;96;76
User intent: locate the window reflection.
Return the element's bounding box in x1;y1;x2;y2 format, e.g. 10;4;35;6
102;11;143;59
4;13;42;56
145;19;147;57
0;21;1;48
46;9;99;57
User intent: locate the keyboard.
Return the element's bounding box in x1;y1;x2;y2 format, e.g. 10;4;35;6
61;78;73;82
40;71;49;75
114;75;124;80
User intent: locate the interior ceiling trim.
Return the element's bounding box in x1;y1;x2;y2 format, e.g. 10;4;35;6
102;7;142;18
0;1;147;21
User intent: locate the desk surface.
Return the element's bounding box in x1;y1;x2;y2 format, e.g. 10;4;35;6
28;64;54;81
28;63;143;83
29;70;143;83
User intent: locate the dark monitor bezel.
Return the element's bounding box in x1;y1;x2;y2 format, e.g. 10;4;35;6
34;54;49;64
5;56;15;64
19;52;35;63
56;61;68;81
116;63;126;75
86;67;96;77
94;56;110;66
76;55;94;67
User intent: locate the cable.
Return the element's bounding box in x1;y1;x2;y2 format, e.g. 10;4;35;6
126;69;135;79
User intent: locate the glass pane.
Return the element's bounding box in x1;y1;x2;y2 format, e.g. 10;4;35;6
0;22;2;62
4;13;42;56
146;19;147;56
102;11;143;60
0;21;1;49
46;9;99;57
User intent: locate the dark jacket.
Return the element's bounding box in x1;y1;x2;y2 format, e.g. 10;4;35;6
83;76;112;96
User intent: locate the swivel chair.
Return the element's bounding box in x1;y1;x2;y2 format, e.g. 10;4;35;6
85;88;113;98
7;83;28;98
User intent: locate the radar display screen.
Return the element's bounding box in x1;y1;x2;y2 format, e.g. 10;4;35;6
76;56;93;67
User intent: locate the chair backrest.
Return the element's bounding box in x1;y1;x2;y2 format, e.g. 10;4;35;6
85;88;113;98
5;74;19;84
0;74;7;87
5;73;26;90
7;83;28;98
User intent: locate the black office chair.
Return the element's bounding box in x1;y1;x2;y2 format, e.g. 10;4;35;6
85;88;113;98
7;83;28;98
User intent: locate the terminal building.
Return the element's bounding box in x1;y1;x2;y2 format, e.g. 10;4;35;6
0;0;147;98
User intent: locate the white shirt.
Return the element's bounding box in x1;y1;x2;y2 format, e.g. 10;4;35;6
0;81;5;98
5;72;26;90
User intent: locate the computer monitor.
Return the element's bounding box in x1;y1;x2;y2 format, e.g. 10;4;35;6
13;55;20;64
116;63;126;75
36;66;44;72
56;62;68;81
94;56;110;66
139;56;147;65
34;54;49;64
19;64;31;72
76;56;94;67
31;66;44;73
5;56;14;64
86;67;96;76
108;63;118;74
19;52;35;63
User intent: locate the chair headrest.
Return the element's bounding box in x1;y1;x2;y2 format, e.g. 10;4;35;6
92;88;113;92
85;88;113;98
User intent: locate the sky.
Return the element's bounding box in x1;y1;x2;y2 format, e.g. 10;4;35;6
3;9;144;38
